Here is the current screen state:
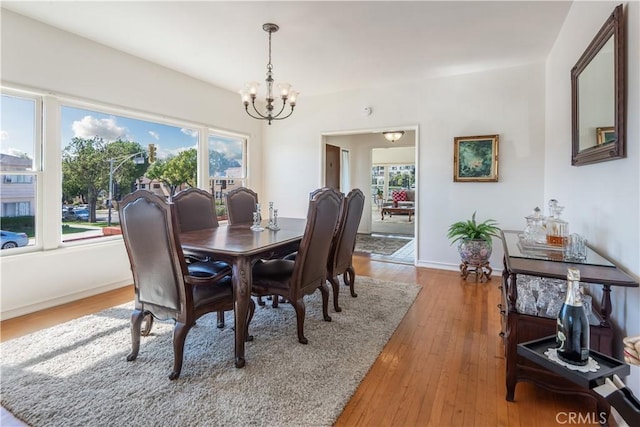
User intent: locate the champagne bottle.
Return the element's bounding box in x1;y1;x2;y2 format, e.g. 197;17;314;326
556;267;590;365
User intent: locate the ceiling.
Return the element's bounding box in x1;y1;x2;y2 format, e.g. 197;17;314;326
2;1;572;97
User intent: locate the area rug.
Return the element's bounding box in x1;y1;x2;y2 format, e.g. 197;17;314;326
0;277;420;427
354;234;411;255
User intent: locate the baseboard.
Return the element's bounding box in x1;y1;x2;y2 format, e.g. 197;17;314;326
415;260;503;275
0;279;131;320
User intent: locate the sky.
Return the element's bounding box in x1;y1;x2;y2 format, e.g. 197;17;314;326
0;94;243;166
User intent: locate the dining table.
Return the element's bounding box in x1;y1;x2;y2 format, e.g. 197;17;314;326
180;217;306;368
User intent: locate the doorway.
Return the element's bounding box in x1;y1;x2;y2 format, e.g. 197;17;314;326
322;129;418;265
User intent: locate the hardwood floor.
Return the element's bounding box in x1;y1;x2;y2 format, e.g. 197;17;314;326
1;257;600;426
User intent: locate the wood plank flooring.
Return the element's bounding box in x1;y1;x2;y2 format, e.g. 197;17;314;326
1;257;600;426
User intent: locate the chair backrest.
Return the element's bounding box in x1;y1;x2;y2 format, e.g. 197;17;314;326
172;187;219;233
328;188;365;274
225;187;258;225
291;187;343;297
119;190;188;317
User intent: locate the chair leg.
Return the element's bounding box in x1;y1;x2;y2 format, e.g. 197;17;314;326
344;265;357;298
272;294;279;308
127;309;145;361
170;321;192;380
141;313;154;336
328;276;342;312
217;311;225;328
246;299;256;342
290;298;308;344
257;296;266;306
319;282;332;322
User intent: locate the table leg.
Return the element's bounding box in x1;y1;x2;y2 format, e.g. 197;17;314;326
232;256;252;368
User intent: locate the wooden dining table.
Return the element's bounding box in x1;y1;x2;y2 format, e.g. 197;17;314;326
180;217;306;368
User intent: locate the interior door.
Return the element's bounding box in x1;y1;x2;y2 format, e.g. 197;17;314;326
325;144;341;190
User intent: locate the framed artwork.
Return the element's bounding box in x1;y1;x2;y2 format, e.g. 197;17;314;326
453;134;499;182
596;126;615;145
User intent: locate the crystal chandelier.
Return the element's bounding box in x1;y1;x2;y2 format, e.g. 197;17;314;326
240;23;298;125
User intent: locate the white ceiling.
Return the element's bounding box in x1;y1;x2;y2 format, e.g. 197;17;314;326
2;1;573;97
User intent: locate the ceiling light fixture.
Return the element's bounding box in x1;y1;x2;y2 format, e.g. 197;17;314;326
239;23;298;125
383;131;405;143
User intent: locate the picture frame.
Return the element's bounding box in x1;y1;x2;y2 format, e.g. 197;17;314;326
596;126;615;145
453;134;499;182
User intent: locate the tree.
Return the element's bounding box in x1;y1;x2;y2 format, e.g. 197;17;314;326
146;148;197;197
62;137;147;222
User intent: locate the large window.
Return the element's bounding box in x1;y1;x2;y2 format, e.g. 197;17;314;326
1;85;249;252
0;93;40;251
208;133;247;219
60;105;199;242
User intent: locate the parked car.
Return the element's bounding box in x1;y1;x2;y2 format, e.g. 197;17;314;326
62;207;90;221
71;208;90;221
1;230;29;249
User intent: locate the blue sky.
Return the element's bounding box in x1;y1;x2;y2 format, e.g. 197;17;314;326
1;94;243;165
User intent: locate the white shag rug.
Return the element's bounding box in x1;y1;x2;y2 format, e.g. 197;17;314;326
1;277;420;427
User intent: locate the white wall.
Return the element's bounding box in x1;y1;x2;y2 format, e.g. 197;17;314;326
262;64;546;271
0;10;263;317
545;1;640;394
372;146;415;164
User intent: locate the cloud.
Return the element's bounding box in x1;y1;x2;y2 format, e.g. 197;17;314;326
71;115;126;141
148;131;159;140
0;130;8;140
209;138;242;160
181;128;198;138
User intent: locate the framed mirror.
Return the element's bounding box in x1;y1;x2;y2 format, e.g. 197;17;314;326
571;4;626;166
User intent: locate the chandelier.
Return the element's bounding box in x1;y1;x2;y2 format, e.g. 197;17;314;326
240;23;298;125
383;131;405;143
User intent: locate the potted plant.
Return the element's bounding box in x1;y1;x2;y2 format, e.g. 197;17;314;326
447;211;500;265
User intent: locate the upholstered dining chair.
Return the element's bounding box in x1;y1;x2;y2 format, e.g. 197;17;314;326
119;190;254;380
326;188;365;312
173;187;231;328
251;187;343;344
225;186;259;226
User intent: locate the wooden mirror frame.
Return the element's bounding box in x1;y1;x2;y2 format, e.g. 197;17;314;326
571;4;626;166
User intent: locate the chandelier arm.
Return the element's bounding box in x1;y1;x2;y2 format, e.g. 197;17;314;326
269;99;288;119
269;106;295;121
245;105;269;121
249;100;271;120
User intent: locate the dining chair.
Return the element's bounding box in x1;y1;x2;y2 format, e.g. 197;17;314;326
326;188;365;312
119;190;254;380
173;187;232;328
251;187;343;344
225;186;259;226
224;186;279;306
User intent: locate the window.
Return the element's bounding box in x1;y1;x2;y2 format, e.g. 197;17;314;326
60;104;198;242
208;133;247;219
2;85;246;252
0;93;40;251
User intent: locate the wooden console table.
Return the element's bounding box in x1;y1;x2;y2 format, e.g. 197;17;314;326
499;230;638;412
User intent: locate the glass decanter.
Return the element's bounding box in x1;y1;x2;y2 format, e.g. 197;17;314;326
523;207;546;244
546;200;568;247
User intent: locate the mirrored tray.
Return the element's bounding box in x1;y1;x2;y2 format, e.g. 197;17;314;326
517;234;564;252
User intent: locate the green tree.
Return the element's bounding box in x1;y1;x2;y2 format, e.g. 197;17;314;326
146;148;197;197
62;137;147;221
